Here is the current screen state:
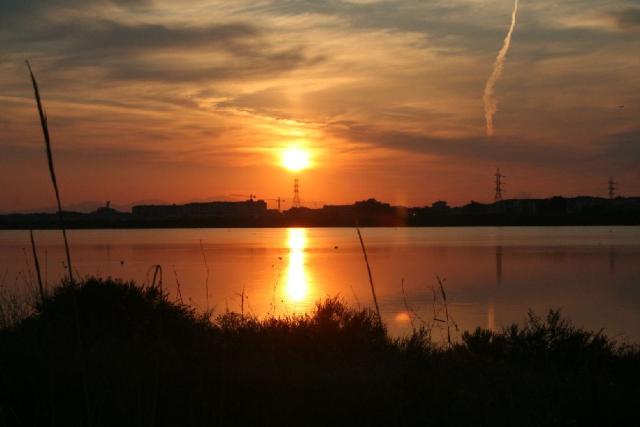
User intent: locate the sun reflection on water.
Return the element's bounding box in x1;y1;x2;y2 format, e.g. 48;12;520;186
285;228;309;303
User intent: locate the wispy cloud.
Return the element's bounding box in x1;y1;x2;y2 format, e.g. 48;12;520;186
483;0;519;137
609;7;640;31
0;0;638;208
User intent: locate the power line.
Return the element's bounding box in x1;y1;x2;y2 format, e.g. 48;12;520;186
608;176;617;199
292;177;301;208
494;168;506;202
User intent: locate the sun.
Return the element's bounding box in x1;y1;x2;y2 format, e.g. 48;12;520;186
281;148;310;172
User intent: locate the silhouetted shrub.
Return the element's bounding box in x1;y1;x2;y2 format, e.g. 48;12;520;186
1;278;638;427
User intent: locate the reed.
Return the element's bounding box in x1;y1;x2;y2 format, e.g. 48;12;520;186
268;262;283;316
26;62;91;424
0;282;32;329
400;278;426;330
172;265;183;303
29;230;45;304
356;226;381;322
26;61;74;284
236;285;246;316
149;264;163;290
436;275;458;346
199;240;210;311
20;248;35;291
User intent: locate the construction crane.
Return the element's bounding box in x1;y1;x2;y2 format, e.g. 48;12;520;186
263;197;286;212
229;194;257;201
230;194;285;211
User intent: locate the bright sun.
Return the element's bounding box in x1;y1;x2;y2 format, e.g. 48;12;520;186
281;148;310;172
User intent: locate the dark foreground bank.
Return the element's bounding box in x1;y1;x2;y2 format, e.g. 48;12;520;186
1;278;639;426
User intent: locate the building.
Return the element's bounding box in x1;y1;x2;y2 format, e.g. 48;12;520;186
132;199;267;218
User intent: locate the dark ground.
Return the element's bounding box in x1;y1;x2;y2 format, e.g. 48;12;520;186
1;278;639;426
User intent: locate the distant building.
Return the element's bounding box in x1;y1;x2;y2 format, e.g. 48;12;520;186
458;201;489;215
431;200;450;212
93;201;123;216
321;199;393;215
321;204;354;218
490;199;538;215
353;199;393;214
132;199;267;218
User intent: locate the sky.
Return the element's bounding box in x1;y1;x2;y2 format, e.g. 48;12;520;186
0;0;639;212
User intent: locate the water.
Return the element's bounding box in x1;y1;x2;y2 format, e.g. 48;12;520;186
1;227;639;342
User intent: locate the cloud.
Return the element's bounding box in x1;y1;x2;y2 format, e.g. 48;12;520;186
604;128;640;166
0;15;319;84
1;0;638;209
0;0;150;16
0;0;151;30
609;8;640;31
2;19;259;61
47;20;259;54
101;50;314;83
251;0;504;53
329;122;620;169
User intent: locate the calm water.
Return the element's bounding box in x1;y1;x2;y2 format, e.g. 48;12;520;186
1;227;639;341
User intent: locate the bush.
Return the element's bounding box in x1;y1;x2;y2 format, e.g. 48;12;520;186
1;277;638;426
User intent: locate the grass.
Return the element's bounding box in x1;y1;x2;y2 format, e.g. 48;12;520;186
27;61;73;284
0;283;33;330
1;277;639;426
356;226;381;321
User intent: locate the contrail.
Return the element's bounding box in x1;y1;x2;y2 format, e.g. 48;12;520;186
483;0;519;137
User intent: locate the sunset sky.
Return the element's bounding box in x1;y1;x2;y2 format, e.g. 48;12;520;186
1;0;638;212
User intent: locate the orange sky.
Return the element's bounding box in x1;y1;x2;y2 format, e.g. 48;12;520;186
1;0;639;212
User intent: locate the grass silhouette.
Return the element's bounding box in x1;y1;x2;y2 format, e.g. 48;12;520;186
26;62;74;284
1;277;639;426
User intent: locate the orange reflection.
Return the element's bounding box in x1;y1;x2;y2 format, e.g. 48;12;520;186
395;312;411;323
487;302;495;331
285;228;310;303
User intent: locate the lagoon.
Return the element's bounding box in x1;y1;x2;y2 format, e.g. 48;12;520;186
1;226;639;341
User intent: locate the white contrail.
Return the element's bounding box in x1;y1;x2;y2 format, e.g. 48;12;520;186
483;0;519;137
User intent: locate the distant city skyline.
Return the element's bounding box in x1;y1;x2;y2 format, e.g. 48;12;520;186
3;188;633;215
1;0;638;211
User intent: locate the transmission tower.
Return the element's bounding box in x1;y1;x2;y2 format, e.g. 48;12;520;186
292;177;301;208
494;168;506;202
608;176;616;199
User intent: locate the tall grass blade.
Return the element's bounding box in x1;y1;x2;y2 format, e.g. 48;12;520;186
436;276;451;346
26;61;74;284
29;230;45;304
150;264;163;290
173;266;183;303
199;240;210;311
356;226;381;322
